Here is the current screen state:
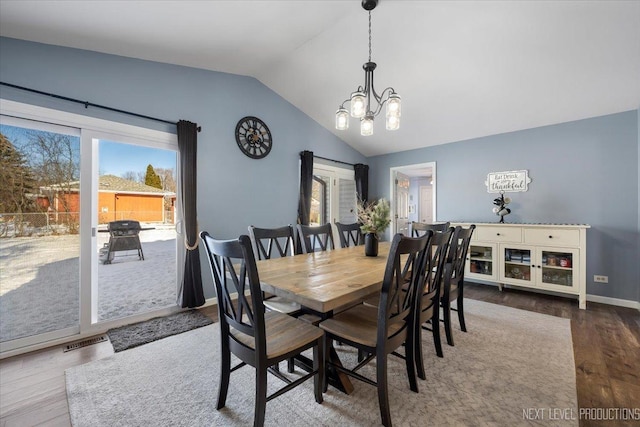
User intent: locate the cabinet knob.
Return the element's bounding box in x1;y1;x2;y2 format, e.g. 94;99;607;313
496;233;501;236
537;265;541;268
548;235;553;239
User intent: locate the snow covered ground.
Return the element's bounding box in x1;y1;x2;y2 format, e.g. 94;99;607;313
0;227;177;342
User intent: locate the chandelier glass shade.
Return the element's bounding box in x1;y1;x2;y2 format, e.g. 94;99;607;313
335;0;401;136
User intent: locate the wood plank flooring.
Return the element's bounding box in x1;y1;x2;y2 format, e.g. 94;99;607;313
1;284;638;426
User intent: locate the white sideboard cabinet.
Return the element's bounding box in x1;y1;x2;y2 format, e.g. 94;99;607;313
451;223;590;309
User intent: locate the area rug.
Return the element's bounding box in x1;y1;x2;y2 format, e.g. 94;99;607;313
106;309;213;352
66;300;577;426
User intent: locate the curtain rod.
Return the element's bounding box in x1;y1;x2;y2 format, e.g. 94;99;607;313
312;154;356;167
0;82;201;132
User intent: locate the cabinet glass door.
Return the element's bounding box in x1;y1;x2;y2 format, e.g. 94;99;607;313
503;247;533;283
468;245;494;277
540;250;574;288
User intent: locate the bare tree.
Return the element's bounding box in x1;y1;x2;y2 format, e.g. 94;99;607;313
154;167;176;214
121;170;139;182
155;167;176;192
21;130;80;232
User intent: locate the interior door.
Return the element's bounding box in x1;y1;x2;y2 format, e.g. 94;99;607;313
419;185;433;223
394;172;410;235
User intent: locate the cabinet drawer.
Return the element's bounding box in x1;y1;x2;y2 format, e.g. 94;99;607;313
474;226;521;243
523;228;580;247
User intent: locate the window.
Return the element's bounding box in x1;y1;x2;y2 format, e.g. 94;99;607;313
311;164;357;243
310;175;328;226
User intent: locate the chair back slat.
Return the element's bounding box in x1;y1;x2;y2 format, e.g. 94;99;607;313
249;225;296;260
411;221;451;237
425;227;454;294
378;232;431;340
297;223;335;253
201;232;267;353
335;222;363;248
447;225;476;280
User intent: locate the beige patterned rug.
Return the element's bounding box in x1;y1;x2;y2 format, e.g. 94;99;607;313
66;300;577;426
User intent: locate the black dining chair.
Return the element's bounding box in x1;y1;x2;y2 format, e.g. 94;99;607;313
248;225;302;315
414;227;453;379
335;222;363;248
296;223;335;253
441;225;475;346
411;221;450;237
200;232;325;427
319;233;430;427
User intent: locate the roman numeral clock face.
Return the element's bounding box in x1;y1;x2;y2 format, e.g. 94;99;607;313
235;116;272;159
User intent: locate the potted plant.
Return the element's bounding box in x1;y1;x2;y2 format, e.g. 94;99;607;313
357;198;391;256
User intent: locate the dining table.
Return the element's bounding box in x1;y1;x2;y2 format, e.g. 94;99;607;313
256;241;392;394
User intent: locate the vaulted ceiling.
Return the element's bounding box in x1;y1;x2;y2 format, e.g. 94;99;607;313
1;0;639;157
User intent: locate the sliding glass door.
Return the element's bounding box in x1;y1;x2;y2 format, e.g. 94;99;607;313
1;100;181;355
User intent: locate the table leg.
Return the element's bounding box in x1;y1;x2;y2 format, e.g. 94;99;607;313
327;345;355;394
293;344;354;394
294;308;355;394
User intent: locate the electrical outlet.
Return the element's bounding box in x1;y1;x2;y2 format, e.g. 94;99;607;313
594;275;608;283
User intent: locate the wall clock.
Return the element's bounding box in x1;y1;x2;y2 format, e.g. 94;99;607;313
235;116;272;159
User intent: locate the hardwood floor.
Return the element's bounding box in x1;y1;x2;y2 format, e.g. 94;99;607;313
1;284;638;426
464;283;640;427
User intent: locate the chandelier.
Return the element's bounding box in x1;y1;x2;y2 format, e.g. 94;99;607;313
335;0;401;136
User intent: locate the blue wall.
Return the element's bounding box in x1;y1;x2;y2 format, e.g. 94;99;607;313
368;112;640;302
2;37;638;304
0;37;366;296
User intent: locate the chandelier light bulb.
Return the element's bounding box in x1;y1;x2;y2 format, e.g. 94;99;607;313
361;115;374;136
386;114;400;131
335;108;349;130
350;92;366;118
386;94;401;118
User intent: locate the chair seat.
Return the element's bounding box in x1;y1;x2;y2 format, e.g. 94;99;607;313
362;284;408;309
234;311;324;360
263;296;302;314
319;304;404;348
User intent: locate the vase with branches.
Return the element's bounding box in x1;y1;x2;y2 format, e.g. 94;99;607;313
357;198;391;256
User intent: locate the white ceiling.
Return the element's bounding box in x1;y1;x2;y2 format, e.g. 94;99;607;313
1;0;639;157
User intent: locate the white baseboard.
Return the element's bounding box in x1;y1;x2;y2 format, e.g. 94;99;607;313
587;294;640;310
467;280;639;311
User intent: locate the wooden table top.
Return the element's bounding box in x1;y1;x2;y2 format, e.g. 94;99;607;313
256;242;391;313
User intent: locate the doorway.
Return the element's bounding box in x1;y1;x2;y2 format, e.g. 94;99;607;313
389;162;437;238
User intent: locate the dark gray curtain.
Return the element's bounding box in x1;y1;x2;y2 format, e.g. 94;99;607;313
296;150;314;253
297;150;314;225
354;163;369;203
177;120;205;308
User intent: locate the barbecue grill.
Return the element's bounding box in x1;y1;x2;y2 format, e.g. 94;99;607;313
99;220;148;264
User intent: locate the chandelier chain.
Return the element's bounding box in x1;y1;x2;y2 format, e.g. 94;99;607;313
368;11;372;62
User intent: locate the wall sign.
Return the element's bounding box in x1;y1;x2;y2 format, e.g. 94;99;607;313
485;170;532;193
